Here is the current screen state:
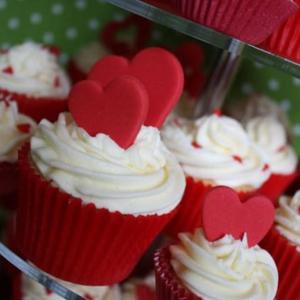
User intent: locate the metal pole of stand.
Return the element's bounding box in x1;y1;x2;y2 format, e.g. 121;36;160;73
194;39;245;117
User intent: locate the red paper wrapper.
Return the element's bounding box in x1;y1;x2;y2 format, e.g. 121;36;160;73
68;59;87;84
0;162;18;210
172;0;298;45
154;247;201;300
165;177;255;238
260;227;300;300
0;88;68;123
258;171;299;206
261;0;300;63
16;144;177;285
12;273;22;300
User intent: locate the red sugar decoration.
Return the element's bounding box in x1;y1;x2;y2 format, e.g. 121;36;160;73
213;109;222;117
263;164;270;172
192;141;202;149
54;76;60;87
232;155;243;163
2;66;13;75
45;288;52;295
84;294;93;300
17;123;31;133
202;186;275;247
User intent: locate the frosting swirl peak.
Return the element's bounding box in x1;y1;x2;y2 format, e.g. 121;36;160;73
170;229;278;300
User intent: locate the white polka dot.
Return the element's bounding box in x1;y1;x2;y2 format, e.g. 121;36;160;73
152;30;162;40
43;32;55;44
113;14;125;21
292;77;300;86
293;124;300;136
52;3;64;15
88;18;99;30
8;18;20;30
75;0;86;9
279;99;291;112
66;27;78;39
0;0;7;10
268;79;280;91
59;53;69;65
30;12;42;24
241;83;254;95
253;62;264;69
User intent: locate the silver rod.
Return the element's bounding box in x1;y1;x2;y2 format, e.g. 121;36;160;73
0;243;85;300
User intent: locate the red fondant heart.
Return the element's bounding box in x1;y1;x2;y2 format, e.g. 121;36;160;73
89;47;184;127
101;15;152;57
68;76;149;149
202;186;275;247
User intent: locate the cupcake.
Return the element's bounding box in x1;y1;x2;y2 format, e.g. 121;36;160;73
12;272;121;300
0;101;36;210
0;42;71;122
162;113;270;236
68;42;110;84
261;191;300;299
122;273;156;300
261;0;300;63
172;0;298;44
246;116;299;204
155;229;278;300
16;112;185;284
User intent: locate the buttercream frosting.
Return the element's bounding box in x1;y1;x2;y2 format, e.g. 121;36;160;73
73;42;109;74
0;42;70;98
0;101;36;163
31;113;185;216
162;115;270;189
170;229;278;300
246;116;298;175
276;191;300;251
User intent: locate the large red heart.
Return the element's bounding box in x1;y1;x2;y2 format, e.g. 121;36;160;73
89;47;184;128
68;76;149;149
202;186;275;247
101;15;152;57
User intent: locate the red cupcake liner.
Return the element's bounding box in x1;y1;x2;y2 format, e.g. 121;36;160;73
154;247;201;300
0;88;68;123
258;170;299;206
67;59;87;84
12;273;22;300
260;227;300;300
136;283;157;300
16;144;177;285
0;162;18;210
165;177;255;238
173;0;298;45
261;0;300;63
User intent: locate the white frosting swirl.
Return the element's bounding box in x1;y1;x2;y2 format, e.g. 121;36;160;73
162;115;270;189
31;113;185;216
74;42;109;74
170;229;278;300
21;273;121;300
0;42;70;98
246;116;298;175
0;101;36;162
276;191;300;251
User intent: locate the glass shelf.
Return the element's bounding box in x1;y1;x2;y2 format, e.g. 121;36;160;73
0;243;85;300
103;0;300;78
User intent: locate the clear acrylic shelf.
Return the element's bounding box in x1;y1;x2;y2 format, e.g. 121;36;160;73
0;243;85;300
103;0;300;78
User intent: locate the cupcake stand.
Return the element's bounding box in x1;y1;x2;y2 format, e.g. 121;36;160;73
1;0;300;299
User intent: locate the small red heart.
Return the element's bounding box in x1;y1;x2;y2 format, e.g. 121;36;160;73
101;15;152;57
202;186;275;247
89;47;184;128
69;76;149;149
17;123;31;133
2;66;13;75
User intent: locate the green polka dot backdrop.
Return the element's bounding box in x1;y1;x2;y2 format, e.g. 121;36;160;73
0;0;300;152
